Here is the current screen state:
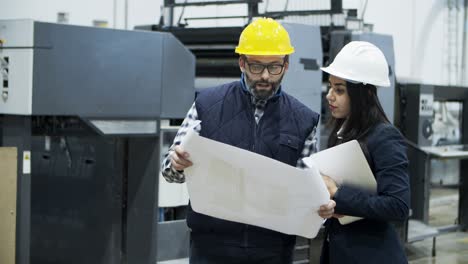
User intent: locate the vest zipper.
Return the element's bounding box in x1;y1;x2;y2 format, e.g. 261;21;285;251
252;107;265;150
252;109;258;152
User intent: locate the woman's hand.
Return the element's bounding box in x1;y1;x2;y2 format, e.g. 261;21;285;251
318;200;336;219
322;175;339;198
321;175;344;219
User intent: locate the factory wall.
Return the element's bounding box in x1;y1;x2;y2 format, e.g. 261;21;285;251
1;0;466;86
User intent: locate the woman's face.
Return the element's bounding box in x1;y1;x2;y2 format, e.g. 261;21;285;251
326;75;351;119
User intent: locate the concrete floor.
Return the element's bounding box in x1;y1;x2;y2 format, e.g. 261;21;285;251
159;234;468;264
407;231;468;264
428;187;459;227
407;186;468;264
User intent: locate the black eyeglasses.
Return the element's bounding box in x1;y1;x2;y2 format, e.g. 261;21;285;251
246;61;285;75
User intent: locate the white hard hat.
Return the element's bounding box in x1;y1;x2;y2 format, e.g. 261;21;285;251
321;41;391;87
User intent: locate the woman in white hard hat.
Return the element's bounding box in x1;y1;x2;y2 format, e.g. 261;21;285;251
318;41;410;264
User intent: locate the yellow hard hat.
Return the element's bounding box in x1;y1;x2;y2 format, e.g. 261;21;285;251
235;18;295;55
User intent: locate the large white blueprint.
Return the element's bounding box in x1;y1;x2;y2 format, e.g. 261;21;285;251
180;127;330;238
302;140;377;224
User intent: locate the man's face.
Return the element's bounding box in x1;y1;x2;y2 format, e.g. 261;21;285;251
239;55;289;100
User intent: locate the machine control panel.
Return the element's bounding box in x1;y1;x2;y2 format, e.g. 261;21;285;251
0;20;34;115
1;56;8;100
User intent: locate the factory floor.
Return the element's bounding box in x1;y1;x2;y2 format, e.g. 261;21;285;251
407;186;468;264
158;187;468;264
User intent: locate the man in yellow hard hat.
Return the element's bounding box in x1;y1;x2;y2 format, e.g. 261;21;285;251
161;18;335;264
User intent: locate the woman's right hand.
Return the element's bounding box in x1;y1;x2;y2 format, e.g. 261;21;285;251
171;145;193;171
322;175;338;198
318;200;335;219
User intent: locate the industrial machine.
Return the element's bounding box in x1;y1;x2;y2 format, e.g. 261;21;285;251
136;23;323;114
0;19;195;264
400;83;468;231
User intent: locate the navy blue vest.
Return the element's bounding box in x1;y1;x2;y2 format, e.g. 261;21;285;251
187;80;319;247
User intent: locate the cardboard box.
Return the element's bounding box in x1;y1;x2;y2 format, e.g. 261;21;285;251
0;147;17;264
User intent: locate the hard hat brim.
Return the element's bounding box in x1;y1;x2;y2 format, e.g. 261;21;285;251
321;66;391;87
235;47;295;55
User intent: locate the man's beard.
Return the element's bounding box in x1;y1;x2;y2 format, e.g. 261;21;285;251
245;73;284;100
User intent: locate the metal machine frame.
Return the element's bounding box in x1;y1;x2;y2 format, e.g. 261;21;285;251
400;83;468;231
0;19;195;264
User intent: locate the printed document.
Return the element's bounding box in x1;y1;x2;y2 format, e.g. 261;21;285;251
180;126;329;238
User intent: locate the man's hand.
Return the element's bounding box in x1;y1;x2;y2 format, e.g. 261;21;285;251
322;175;338;198
318;200;336;219
171;145;193;171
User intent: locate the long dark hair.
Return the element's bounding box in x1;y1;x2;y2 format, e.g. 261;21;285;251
327;82;390;148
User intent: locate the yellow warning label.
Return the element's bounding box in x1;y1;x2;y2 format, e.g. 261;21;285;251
23;151;31;174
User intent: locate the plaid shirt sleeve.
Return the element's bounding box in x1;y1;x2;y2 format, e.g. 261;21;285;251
296;126;318;168
161;103;200;183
